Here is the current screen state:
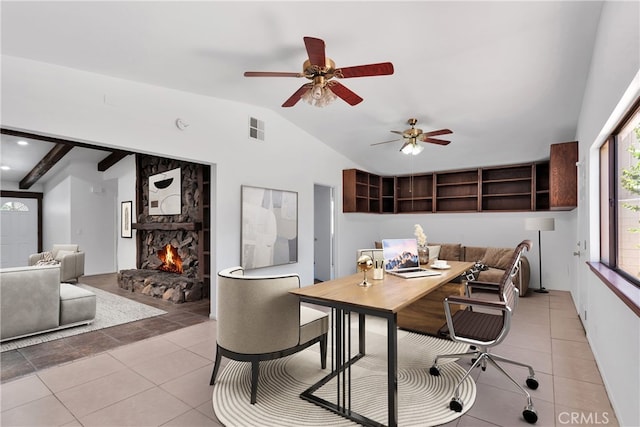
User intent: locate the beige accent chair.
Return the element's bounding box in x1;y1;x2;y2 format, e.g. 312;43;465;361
29;244;85;282
210;266;329;404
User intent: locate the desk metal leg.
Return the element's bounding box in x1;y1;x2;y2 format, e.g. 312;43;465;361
300;305;393;427
359;313;366;354
387;313;398;427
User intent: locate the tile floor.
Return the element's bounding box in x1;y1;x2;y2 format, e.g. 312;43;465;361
1;277;618;426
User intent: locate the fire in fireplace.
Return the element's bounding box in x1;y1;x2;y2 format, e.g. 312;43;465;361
157;244;183;274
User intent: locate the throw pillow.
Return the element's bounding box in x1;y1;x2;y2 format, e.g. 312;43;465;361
55;250;75;261
427;245;441;262
432;243;462;261
481;248;513;270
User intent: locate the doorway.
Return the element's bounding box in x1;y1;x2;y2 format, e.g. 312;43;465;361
0;192;41;268
313;184;334;282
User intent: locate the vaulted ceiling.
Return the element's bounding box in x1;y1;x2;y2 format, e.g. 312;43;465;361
0;1;603;185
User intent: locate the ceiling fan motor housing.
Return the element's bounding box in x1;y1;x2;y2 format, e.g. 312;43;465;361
303;58;336;80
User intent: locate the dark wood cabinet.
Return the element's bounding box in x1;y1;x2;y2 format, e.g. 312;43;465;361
481;164;534;211
396;174;434;213
435;169;479;212
535;161;550;210
342;169;381;213
549;141;578;210
381;176;396;213
343;144;577;213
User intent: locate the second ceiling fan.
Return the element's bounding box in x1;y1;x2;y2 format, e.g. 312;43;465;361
372;118;453;155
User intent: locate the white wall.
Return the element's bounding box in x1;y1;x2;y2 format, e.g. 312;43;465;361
372;210;577;290
42;176;71;250
103;154;137;271
574;1;640;425
69;174;117;274
39;161;118;275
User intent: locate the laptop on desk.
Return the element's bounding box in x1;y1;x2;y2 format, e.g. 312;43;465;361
381;238;441;279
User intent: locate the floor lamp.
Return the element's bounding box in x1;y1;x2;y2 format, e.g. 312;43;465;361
525;217;555;293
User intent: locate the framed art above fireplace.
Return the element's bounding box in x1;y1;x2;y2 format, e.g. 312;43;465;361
241;185;298;270
148;167;181;215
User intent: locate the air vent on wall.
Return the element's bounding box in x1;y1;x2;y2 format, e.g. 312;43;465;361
249;117;264;141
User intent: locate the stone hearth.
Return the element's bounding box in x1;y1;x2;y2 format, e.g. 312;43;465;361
118;269;203;303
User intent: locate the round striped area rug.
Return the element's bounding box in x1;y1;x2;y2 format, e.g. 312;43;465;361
212;327;476;426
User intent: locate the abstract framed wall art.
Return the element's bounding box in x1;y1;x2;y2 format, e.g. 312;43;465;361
241;185;298;269
149;168;181;215
121;201;133;238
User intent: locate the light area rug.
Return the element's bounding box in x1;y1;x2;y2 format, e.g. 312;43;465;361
213;317;476;426
1;284;167;352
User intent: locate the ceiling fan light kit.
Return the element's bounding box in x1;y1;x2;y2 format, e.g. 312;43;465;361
400;141;424;155
300;75;337;107
244;36;394;108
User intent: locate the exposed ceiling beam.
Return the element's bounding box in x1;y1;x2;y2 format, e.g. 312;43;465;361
2;128;135;187
19;143;73;189
98;151;131;171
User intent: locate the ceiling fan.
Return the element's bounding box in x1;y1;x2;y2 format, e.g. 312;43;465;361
372;118;453;155
244;36;394;108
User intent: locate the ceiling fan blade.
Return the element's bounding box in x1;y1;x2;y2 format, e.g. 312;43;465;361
244;71;303;78
371;138;401;146
336;62;395;78
282;83;312;108
390;130;404;135
422;128;453;137
303;36;326;67
421;137;451;145
328;81;363;106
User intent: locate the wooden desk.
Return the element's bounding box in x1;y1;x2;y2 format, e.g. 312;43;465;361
290;261;473;427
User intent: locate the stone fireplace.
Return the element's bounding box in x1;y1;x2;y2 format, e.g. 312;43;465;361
117;155;210;303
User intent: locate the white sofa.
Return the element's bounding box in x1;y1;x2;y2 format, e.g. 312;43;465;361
0;265;96;342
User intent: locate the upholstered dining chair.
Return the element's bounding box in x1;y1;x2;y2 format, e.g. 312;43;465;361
210;266;329;404
429;240;540;424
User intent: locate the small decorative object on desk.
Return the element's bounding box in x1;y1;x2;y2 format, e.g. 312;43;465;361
373;259;384;280
356;255;373;287
414;224;429;265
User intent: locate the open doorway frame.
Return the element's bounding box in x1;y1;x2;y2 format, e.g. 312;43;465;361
313;184;335;282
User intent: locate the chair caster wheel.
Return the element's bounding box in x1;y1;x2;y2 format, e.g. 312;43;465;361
526;377;539;390
523;406;538;424
449;398;463;412
429;366;440;376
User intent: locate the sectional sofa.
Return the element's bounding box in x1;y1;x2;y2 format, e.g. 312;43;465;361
0;265;96;342
430;242;531;295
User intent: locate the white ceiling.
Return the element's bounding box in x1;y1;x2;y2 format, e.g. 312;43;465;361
1;1;603;182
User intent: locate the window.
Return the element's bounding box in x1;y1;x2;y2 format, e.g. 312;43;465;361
0;201;29;211
600;100;640;285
